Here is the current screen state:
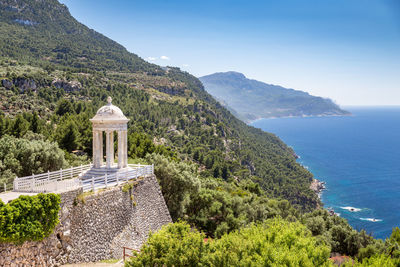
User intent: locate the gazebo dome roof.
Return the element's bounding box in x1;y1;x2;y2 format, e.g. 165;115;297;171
90;97;129;123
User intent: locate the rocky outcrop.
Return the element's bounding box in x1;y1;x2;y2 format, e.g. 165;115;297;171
14;78;37;92
1;78;37;92
310;179;326;197
155;85;185;96
0;174;172;266
52;79;82;92
1;79;13;89
1;77;83;93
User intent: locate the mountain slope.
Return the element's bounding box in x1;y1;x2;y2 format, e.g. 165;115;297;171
0;0;319;211
200;71;350;122
0;0;162;74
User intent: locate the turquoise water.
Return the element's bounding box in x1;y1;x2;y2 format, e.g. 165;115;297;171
251;107;400;239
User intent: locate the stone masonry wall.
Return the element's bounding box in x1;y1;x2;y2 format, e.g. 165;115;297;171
0;174;172;266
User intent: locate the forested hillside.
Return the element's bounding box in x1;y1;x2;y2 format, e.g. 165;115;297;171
0;0;318;211
0;0;160;73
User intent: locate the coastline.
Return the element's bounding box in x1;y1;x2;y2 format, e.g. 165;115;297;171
310;178;332;213
247;113;352;124
250;108;400;239
310;178;326;198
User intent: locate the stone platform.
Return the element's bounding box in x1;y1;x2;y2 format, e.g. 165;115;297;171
80;166;128;180
0;191;38;203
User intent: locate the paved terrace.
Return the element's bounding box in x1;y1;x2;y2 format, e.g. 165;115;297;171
0;163;154;203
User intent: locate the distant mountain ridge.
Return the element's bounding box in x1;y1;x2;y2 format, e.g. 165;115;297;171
200;71;350;122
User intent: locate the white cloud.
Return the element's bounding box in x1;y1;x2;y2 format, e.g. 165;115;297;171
182;64;190;67
147;57;156;61
160;56;170;60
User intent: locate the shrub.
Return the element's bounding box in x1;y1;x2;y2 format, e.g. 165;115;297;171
343;254;400;267
205;218;332;267
126;221;208;267
0;193;60;243
126;218;333;267
0;134;66;186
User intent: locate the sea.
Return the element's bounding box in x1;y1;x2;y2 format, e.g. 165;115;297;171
251;107;400;240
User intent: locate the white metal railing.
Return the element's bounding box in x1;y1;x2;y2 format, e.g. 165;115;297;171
83;164;154;192
12;164;93;193
8;163;154;194
0;181;14;194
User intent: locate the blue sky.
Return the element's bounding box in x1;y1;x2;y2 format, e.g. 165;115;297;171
60;0;400;106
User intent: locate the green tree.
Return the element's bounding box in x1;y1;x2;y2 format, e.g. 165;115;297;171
11;114;29;138
58;121;80;152
29;112;42;133
55;99;75;116
386;227;400;258
343;254;400;267
126;221;208;267
145;153;200;220
0;134;66;185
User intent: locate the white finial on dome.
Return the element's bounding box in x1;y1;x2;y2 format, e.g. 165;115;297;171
90;95;129;123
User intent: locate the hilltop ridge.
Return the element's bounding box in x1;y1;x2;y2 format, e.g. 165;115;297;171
0;0;162;73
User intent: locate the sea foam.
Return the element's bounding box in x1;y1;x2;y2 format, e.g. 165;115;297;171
340;206;362;212
360;218;382;222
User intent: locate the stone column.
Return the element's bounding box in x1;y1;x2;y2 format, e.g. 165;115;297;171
106;131;114;168
93;130;99;168
118;131;123;169
93;130;103;168
110;131;114;167
123;130;128;168
99;131;103;167
98;131;103;167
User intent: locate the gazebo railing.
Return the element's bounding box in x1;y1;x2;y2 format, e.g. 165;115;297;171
9;163;154;194
12;164;93;193
0;180;14;194
83;164;154;192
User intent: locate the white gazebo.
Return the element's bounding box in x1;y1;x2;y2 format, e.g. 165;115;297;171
11;96;155;194
90;97;129;169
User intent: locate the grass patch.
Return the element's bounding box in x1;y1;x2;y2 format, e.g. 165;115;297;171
74;188;106;205
75;190;94;204
122;179;142;193
100;258;120;263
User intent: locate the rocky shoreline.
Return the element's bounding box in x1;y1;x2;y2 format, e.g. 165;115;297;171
310;178;326;198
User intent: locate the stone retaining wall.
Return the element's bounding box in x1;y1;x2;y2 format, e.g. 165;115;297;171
0;175;171;266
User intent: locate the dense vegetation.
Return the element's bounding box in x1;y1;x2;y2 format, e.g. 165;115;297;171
146;153;299;238
0;131;67;189
200;71;350;122
0;193;60;243
145;153;399;261
0;0;319;211
0;0;161;74
126;219;333;267
127;220;400;267
0;63;318;210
